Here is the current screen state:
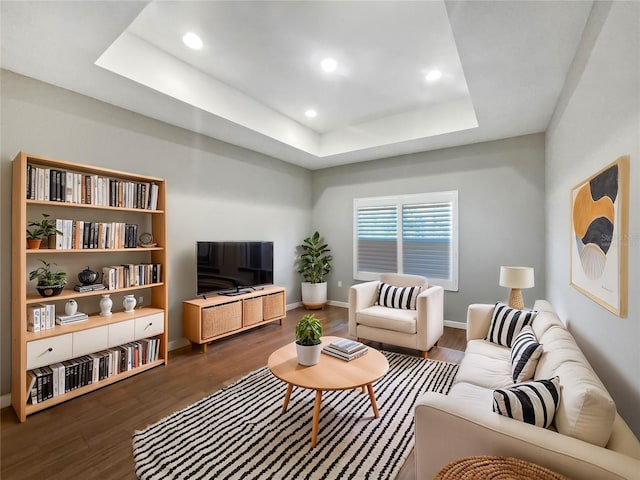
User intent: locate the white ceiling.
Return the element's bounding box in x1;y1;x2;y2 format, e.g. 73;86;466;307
1;1;593;170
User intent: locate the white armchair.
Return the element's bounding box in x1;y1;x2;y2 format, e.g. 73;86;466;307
348;273;444;358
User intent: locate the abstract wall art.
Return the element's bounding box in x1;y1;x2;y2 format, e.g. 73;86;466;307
570;155;629;317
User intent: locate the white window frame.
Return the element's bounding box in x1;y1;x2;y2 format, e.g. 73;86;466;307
353;191;458;291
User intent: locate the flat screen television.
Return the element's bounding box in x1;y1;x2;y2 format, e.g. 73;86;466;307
196;241;274;296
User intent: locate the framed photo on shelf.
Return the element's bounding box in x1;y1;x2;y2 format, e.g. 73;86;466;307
569;155;629;317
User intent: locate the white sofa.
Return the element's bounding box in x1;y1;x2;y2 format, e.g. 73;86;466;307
415;300;640;479
348;273;444;358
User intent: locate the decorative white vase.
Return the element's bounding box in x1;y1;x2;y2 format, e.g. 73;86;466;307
123;294;137;313
296;343;323;366
99;294;112;316
301;282;328;309
64;299;78;316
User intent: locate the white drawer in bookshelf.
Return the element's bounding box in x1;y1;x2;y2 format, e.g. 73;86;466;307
27;335;73;370
72;325;109;357
108;320;135;347
134;312;164;340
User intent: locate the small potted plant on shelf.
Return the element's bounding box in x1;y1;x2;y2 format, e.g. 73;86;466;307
295;313;323;366
26;213;62;249
297;231;333;309
26;227;43;250
29;259;67;297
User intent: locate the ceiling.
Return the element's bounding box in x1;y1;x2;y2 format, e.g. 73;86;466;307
1;1;593;170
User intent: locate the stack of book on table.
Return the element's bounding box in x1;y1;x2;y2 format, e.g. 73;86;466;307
55;312;89;325
322;338;368;361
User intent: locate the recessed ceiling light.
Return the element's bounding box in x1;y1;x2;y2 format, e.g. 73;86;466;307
183;32;203;50
425;70;443;82
305;109;317;118
320;58;338;73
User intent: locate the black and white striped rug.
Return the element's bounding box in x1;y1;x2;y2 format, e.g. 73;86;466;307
132;352;458;480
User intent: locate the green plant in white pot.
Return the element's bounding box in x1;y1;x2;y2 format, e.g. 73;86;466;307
297;231;333;309
295;314;323;366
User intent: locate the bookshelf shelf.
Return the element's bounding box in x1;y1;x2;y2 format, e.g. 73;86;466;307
24;359;165;416
25;307;165;341
24;283;165;304
27;198;165;214
11;152;168;422
26;247;164;254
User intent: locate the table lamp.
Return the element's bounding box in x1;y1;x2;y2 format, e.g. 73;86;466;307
499;266;534;310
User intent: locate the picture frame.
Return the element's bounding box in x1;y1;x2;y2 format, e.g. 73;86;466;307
570;155;629;317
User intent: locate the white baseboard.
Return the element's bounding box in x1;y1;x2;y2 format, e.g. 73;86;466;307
445;320;466;330
327;300;348;308
1;393;11;408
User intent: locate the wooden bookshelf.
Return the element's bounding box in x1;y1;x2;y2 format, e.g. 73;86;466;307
11;152;168;422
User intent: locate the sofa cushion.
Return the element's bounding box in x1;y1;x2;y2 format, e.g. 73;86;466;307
448;381;495;410
455;340;513;389
356;305;416;334
377;282;421;310
530;309;564;340
486;302;537;347
493;377;560;428
536;325;616;447
511;326;543;382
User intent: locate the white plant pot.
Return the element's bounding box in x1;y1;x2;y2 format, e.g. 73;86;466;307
296;343;323;366
301;282;327;309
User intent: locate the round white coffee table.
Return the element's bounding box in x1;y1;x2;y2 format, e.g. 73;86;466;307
267;336;389;448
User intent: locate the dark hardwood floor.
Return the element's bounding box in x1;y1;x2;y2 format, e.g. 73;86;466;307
1;305;466;479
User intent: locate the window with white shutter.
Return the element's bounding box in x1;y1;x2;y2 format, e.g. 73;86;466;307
354;191;458;291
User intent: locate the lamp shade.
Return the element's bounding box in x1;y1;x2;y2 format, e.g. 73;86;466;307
499;266;535;289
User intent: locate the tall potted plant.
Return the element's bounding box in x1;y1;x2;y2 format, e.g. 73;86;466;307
295;314;323;366
297;231;333;309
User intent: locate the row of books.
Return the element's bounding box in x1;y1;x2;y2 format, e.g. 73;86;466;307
322;338;369;362
27;337;161;404
52;219;139;250
26;164;159;210
102;263;162;289
27;304;56;332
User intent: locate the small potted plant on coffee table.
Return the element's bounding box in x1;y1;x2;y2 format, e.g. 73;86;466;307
29;259;67;297
295;314;323;366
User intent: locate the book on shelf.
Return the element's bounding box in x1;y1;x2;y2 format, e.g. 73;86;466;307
26;370;37;400
27;305;42;332
55;312;89;325
36;303;55;330
322;344;369;362
328;338;368;354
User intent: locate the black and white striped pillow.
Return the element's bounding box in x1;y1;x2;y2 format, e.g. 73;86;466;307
377;282;421;310
493;377;560;428
511;326;544;382
486;302;537;347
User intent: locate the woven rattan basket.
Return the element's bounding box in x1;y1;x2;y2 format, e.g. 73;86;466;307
434;455;570;480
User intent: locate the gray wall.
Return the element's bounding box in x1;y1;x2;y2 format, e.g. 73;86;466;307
0;70;312;396
311;134;546;323
546;1;640;436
